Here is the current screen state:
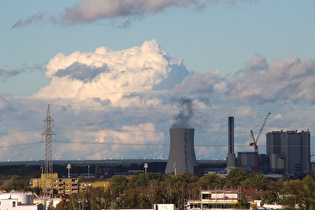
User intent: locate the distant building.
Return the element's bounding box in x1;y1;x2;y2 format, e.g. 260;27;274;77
0;192;43;210
31;173;79;195
237;152;255;172
79;181;110;192
236;152;268;173
266;130;311;175
186;189;240;210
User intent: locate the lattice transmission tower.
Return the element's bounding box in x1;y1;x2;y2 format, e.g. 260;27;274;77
42;104;56;194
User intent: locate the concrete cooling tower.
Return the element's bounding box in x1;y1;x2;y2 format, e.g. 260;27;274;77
165;128;197;174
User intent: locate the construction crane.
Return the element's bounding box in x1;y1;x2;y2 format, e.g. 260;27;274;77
250;112;271;173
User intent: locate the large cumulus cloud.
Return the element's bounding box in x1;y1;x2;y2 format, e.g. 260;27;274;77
34;40;191;107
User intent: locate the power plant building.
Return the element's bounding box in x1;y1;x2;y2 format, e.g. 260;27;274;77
237;152;255;171
266;130;310;175
165;128;197;174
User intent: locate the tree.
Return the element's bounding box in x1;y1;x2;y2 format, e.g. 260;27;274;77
241;173;269;190
279;175;315;209
262;191;278;204
225;168;248;187
109;175;128;196
122;182;142;208
55;199;70;210
199;174;224;189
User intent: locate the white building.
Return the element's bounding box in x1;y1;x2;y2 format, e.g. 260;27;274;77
0;192;43;210
186;189;240;209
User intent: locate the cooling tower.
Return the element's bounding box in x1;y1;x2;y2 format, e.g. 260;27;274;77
226;116;236;168
165;128;197;174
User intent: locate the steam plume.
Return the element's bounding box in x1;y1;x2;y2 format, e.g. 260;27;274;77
171;98;194;128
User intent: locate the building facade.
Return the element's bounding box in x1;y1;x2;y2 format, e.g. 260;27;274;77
186;189;240;209
79;181;110;192
31;173;79;195
266;130;311;175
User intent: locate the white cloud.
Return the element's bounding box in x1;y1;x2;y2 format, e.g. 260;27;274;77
1;40;315;161
273;113;282;119
222;55;315;103
34;40;189;107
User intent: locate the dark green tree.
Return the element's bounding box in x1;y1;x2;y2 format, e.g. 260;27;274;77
241;173;269;190
109;175;128;197
199;174;224;189
225;168;248;187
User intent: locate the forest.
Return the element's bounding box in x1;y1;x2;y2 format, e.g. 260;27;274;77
57;168;315;209
1;164;315;209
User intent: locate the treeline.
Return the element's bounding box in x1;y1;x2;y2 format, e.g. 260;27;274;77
56;168;315;209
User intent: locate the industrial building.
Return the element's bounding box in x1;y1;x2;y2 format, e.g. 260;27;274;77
165;128;197;174
266;130;311;175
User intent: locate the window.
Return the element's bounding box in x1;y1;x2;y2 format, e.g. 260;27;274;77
202;193;211;199
13;201;16;207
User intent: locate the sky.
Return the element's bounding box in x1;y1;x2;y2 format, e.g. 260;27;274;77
0;0;315;162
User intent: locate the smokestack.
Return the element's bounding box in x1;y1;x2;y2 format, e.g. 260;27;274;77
228;116;234;154
165;128;197;174
226;116;236;168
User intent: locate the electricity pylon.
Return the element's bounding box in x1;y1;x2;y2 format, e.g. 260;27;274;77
43;104;56;196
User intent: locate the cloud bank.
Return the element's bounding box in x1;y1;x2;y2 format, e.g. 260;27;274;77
1;40;315;161
222;54;315;103
12;0;258;28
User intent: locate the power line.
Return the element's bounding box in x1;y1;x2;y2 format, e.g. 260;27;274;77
0;141;43;149
1;139;315;149
0;128;43;136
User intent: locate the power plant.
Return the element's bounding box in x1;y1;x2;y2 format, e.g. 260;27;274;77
164;114;312;175
266;130;311;175
165;128;197;174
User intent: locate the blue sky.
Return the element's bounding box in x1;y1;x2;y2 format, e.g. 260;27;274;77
0;0;315;162
2;0;314;96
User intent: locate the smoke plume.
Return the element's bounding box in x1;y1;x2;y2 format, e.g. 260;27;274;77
171;98;194;128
